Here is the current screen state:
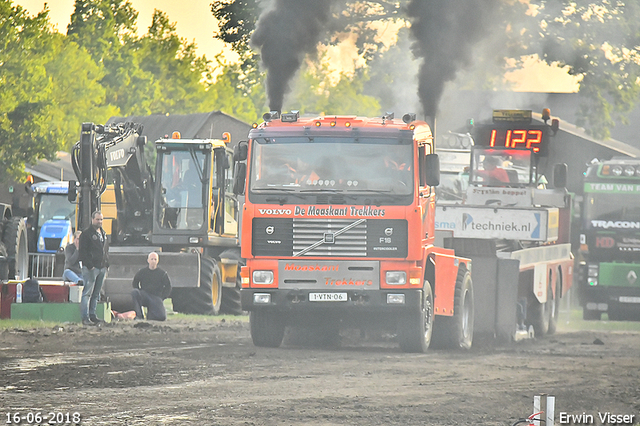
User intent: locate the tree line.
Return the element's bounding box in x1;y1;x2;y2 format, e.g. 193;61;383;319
2;0;639;182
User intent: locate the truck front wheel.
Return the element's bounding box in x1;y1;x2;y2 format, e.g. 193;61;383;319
431;267;474;350
250;310;285;348
398;281;434;353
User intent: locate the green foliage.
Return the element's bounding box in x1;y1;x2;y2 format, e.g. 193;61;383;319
0;1;112;182
205;59;264;123
527;1;640;139
288;60;380;116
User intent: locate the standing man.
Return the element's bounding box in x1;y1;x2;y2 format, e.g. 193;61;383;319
79;211;109;326
131;252;172;321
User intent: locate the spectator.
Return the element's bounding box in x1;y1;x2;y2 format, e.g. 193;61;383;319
63;231;83;285
131;252;172;321
79;211;109;326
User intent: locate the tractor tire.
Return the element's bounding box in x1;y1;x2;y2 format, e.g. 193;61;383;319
431;266;474;350
171;256;222;315
547;274;562;335
250;310;285;348
397;280;434;353
2;217;29;280
0;241;8;280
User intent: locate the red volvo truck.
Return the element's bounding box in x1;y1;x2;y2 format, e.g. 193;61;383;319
233;111;474;352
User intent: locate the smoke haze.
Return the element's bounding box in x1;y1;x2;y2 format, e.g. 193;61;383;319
251;0;336;112
406;0;499;119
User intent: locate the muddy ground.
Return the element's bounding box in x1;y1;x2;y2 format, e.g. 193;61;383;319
1;313;639;426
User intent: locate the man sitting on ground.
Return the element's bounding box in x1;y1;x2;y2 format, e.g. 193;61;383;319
131;252;172;321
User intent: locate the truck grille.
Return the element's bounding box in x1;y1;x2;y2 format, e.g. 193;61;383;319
293;219;367;256
252;218;407;258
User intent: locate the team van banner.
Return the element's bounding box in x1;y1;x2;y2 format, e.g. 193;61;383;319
584;182;640;194
435;206;559;241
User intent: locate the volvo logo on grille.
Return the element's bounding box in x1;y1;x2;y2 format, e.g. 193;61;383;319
384;227;393;236
324;233;335;244
265;226;274;235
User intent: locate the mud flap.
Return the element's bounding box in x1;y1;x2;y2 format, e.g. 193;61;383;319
470;256;520;341
103;251;200;312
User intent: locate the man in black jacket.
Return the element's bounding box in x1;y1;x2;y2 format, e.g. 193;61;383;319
131;252;172;321
78;211;109;326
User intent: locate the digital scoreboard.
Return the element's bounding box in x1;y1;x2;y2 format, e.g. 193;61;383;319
472;110;552;156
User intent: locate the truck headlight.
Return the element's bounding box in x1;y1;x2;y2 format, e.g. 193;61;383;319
252;270;274;285
253;293;272;304
38;236;45;251
385;271;407;285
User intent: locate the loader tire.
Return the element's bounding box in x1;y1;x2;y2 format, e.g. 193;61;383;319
250;310;285;348
397;281;434;353
2;217;29;280
431;266;474;350
171;256;222;315
220;260;244;315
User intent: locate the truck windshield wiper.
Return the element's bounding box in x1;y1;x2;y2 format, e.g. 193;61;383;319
251;188;306;201
344;189;392;194
299;188;344;193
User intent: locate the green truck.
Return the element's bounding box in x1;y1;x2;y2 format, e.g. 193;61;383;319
579;157;640;320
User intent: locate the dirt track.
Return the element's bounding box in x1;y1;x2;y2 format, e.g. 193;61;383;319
1;315;639;426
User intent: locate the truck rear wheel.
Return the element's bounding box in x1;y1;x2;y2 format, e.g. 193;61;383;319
250;310;285;348
583;307;601;321
528;279;554;336
2;217;29;280
171;256;222;315
398;281;434;353
431;267;474;350
547;274;561;335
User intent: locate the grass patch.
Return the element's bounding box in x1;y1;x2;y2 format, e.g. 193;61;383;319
0;319;61;330
557;308;640;332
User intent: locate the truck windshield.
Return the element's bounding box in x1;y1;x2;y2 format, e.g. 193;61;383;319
470;148;533;187
583;193;640;229
249;137;413;203
157;150;206;230
37;194;76;225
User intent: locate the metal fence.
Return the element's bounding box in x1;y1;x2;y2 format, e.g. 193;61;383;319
28;253;58;278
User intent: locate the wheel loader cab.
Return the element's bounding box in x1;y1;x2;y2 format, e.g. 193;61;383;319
152;138;234;245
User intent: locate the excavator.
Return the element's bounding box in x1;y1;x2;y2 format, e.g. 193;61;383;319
69;122;243;315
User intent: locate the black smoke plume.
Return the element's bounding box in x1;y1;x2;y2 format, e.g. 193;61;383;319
252;0;336;112
407;0;498;119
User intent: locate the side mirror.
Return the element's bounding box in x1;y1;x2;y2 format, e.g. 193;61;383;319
233;163;246;195
425;154;440;187
234;141;248;162
553;163;568;189
68;181;78;202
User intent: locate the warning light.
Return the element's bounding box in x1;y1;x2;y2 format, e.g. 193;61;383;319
345;122;351;127
330;121;336;127
252;123;258;129
171;131;181;139
315;121;321;127
222;132;231;144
